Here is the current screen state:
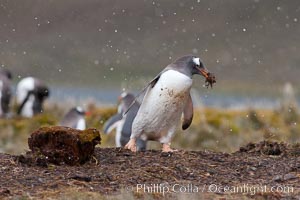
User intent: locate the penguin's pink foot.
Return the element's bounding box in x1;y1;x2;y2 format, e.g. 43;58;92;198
162;143;178;152
125;138;137;152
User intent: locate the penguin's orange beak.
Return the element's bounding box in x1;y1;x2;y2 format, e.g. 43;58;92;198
195;65;210;78
85;111;92;116
199;68;209;78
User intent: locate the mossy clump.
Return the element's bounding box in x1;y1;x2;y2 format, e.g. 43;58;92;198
28;126;101;165
79;128;102;143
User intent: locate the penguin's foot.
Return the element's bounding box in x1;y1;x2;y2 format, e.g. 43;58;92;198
162;143;177;152
124;138;137;152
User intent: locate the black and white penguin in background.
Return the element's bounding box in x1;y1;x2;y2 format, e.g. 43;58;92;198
59;107;86;130
125;55;216;152
16;77;50;117
0;69;13;117
103;92;147;151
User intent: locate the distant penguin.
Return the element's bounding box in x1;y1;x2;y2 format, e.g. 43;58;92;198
16;77;50;117
103;92;146;151
0;69;12;80
125;55;215;152
60;107;86;130
0;69;13;117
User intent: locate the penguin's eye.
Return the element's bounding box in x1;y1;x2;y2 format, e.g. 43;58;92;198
192;57;200;66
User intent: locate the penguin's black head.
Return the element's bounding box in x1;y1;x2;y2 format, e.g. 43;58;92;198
173;55;210;78
119;92;135;101
118;92;135;107
36;87;50;100
0;69;13;80
75;106;86;115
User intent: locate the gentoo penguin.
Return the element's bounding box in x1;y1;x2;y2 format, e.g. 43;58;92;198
0;69;12;80
0;69;13;117
60;107;86;130
103;92;146;151
16;77;50;117
125;55;216;152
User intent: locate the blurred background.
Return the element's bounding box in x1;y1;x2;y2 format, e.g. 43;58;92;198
0;0;299;154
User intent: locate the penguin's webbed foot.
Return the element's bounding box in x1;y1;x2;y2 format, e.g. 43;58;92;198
124;138;137;152
162;143;178;152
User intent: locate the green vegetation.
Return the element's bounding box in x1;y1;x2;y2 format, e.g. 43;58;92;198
1;102;299;154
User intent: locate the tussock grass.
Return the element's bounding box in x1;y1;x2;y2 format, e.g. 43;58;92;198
0;100;299;154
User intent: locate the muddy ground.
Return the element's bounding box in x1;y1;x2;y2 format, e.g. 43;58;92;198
0;141;299;200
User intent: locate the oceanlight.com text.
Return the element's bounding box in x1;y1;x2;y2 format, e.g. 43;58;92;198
129;183;294;196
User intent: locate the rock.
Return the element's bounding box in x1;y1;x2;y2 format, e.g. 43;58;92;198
272;173;297;182
28;126;101;165
160;152;173;157
272;175;282;182
283;173;297;181
250;167;257;171
69;174;92;182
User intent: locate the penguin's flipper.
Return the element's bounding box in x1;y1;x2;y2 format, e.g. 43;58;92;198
182;93;193;130
103;113;123;134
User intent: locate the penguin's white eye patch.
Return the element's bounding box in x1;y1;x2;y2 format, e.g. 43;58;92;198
121;92;127;98
76;106;83;112
193;57;200;66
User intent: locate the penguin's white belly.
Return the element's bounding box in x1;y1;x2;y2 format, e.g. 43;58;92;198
115;118;125;147
22;95;34;118
16;77;35;104
133;70;192;142
76;118;86;130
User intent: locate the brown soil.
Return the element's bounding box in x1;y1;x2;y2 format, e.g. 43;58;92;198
0;141;299;199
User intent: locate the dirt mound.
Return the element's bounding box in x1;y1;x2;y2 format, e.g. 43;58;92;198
238;140;287;156
27;126;101;165
238;140;300;157
0;141;299;199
